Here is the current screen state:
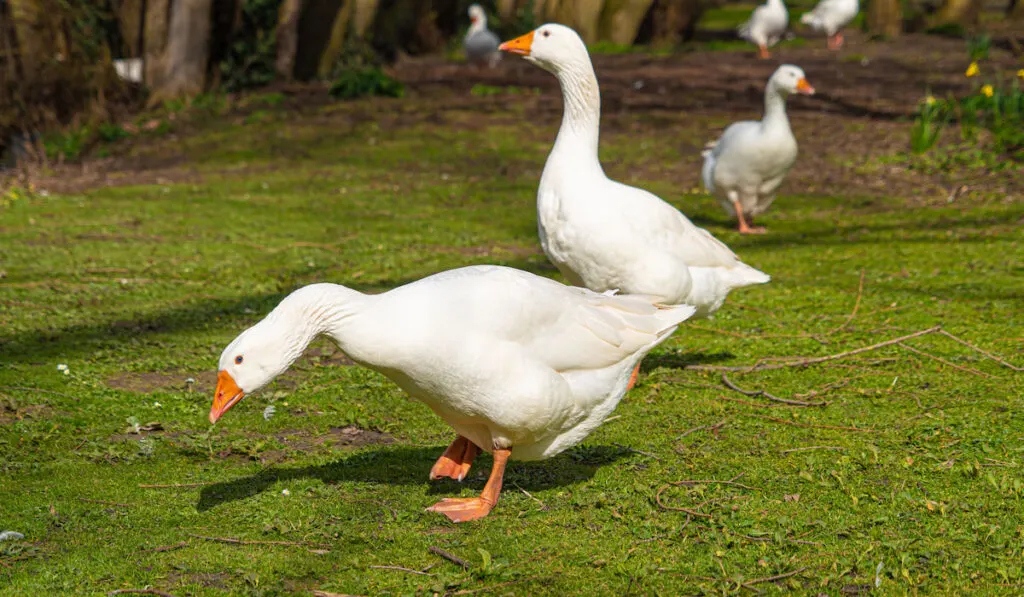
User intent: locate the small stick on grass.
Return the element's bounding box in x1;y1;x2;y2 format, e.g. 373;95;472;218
654;485;713;518
938;330;1022;371
428;546;470;569
139;541;188;553
78;498;131;508
107;590;179;597
743;566;809;587
780;446;845;454
139;482;214;489
514;483;548;510
368;565;434;576
675;420;727;441
898;342;994;378
722;375;828;407
612;442;662;461
187;533;311;547
686;326;942;372
747;414;876;433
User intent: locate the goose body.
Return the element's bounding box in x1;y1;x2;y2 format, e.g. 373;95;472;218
701;65;814;234
738;0;789;59
500;25;769;319
464;4;501;67
210;265;695;521
800;0;859;49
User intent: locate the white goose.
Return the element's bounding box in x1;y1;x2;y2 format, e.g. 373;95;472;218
701;65;814;234
210;265;694;522
464;4;501;67
800;0;859;50
499;25;769;321
738;0;789;59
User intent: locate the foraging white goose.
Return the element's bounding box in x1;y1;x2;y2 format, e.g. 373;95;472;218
738;0;790;59
210;265;695;522
499;25;769;320
701;65;814;234
800;0;859;50
464;4;501;67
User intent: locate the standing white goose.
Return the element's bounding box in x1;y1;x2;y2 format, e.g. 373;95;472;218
499;25;769;320
738;0;790;59
800;0;859;50
701;65;814;234
210;265;695;522
464;4;501;67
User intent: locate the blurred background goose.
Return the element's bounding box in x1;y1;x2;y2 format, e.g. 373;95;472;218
701;65;815;234
209;265;695;522
800;0;860;50
738;0;789;59
464;4;501;67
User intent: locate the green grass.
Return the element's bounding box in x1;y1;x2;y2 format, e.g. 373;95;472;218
1;91;1022;596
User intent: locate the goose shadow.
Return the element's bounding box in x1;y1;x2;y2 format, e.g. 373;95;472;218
642;349;736;374
196;443;630;512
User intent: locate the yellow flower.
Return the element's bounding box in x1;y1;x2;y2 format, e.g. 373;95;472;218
925;96;936;105
981;84;993;98
1018;69;1024;80
965;62;979;77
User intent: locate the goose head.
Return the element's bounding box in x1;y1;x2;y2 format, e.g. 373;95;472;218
499;24;590;75
468;4;486;27
209;317;299;423
770;65;815;96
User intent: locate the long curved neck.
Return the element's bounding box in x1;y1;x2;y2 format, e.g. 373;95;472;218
267;283;369;368
762;83;790;132
550;58;602;167
468;16;486;36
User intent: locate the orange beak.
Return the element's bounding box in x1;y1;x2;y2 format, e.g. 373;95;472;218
470;16;478;24
499;31;534;56
209;370;244;424
796;78;815;95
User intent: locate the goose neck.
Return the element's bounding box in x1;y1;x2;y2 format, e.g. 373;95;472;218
551;61;602;161
762;85;790;130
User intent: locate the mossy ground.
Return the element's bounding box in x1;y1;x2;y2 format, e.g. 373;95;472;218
1;47;1022;597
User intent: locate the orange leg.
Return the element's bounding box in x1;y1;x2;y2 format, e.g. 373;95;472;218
427;448;510;522
828;32;844;50
627;362;641;390
734;200;766;235
758;44;771;59
429;436;480;482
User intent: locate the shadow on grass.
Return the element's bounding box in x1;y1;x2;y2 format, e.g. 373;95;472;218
642;350;736;373
196;444;629;512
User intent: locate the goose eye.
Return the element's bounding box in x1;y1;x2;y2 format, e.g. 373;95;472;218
542;30;550;38
235;355;243;364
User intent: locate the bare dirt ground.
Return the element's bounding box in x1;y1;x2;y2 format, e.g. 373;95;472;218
30;32;1023;201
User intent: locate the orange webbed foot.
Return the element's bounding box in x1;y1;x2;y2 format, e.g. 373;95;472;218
627;362;641;391
426;497;495;522
430;436;480;481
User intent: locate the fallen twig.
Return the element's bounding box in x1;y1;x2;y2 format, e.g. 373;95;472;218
675;420;727;441
78;498;130;508
780;446;845;454
429;546;470;569
513;483;548;510
670;479;760;492
369;565;434;576
747;414;876;433
139;482;214;489
938;330;1022;371
654;485;713;518
139;542;188;553
898;342;994;378
186;533;311;547
722;375;828;407
744;566;809;587
612;442;662;461
825;270;864;335
107;590;179;597
686;326;941;372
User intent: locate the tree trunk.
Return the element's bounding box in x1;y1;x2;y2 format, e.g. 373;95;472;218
927;0;984;28
276;0;305;80
144;0;170;88
648;0;703;46
116;0;146;56
157;0;214;100
316;0;353;78
1007;0;1023;20
866;0;902;37
600;0;656;45
7;0;46;74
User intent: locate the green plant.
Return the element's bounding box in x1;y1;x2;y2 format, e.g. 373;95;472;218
328;67;404;100
220;0;281;92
